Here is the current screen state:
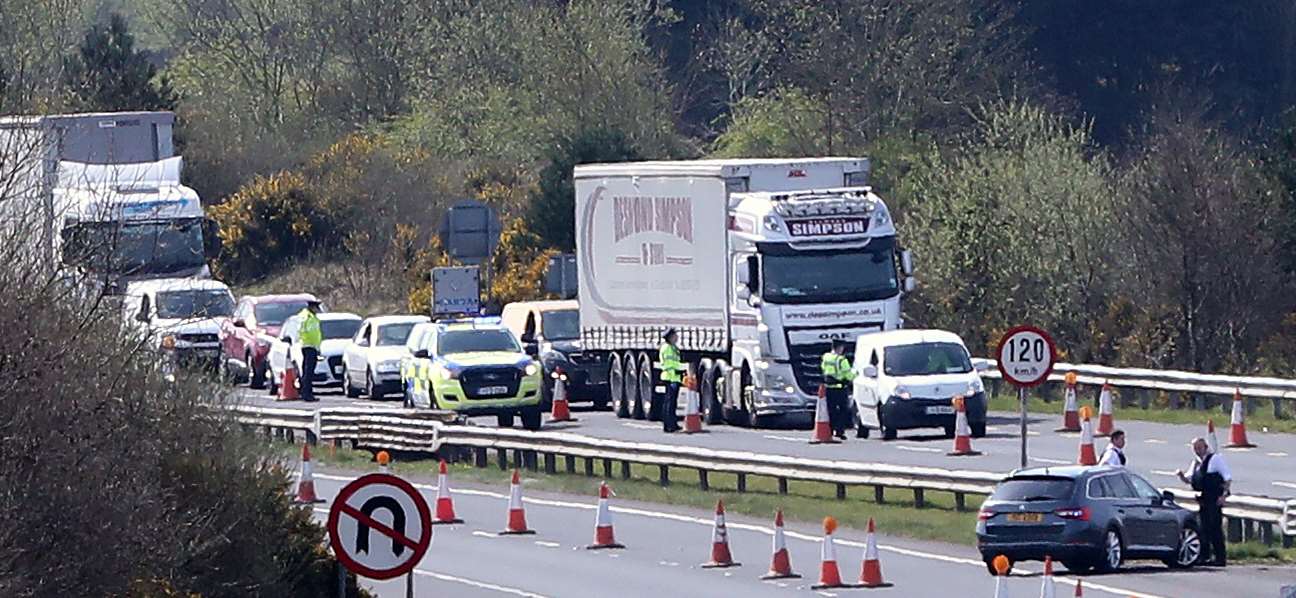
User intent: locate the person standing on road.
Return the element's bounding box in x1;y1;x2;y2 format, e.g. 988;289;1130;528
1176;437;1231;567
1099;429;1127;467
658;329;687;433
820;339;855;440
296;300;323;403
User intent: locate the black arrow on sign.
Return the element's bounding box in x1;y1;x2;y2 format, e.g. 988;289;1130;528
351;496;407;556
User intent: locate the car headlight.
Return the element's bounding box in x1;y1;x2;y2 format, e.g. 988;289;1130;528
436;364;461;380
524;363;538;376
160;335;176;351
377;360;400;373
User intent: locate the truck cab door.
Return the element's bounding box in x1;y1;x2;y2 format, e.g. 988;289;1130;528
728;252;760;408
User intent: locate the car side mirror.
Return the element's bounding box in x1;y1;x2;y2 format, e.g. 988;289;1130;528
233;318;246;328
520;333;535;344
414;349;429;359
524;343;539;357
283;337;292;345
1161;490;1175;504
135;310;150;323
861;364;878;378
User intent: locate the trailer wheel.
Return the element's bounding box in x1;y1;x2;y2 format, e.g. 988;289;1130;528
609;353;629;418
636;352;653;420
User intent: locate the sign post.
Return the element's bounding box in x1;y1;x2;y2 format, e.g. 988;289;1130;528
328;473;433;596
996;326;1056;468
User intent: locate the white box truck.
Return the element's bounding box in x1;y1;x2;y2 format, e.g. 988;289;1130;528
0;111;210;290
574;158;915;427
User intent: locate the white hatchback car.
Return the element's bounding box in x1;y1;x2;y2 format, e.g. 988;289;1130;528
266;312;363;395
851;329;987;440
342;315;430;399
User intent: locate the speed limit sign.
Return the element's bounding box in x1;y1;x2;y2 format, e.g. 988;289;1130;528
996;326;1056;387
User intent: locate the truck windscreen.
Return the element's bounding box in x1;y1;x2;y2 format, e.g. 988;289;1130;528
761;238;898;304
62;218;205;276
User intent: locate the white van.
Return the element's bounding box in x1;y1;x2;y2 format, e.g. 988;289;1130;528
851;329;986;440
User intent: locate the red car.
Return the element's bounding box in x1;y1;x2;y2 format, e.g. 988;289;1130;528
220;294;319;388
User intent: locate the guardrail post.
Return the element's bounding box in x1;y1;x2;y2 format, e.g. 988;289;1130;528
658;465;670;487
913;488;926;508
1227;517;1243;543
737;473;747;492
1272;397;1284;420
777;478;788;495
1283;533;1294;549
513;449;524;470
955;492;967;511
497;448;508;471
1243;519;1255;543
474;447;488;468
1260;522;1274;546
565;455;577;474
874;486;885;504
620;460;631;479
835;483;846;500
698;470;710;491
584;457;595;477
305;430;317;446
544;453;556;474
603;458;613;478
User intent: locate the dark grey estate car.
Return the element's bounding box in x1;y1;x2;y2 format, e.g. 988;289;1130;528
977;466;1201;574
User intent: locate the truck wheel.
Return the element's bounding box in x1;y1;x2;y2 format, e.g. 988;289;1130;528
497;412;515;428
248;351;266;389
634;353;652;420
521;406;542;431
698;360;720;425
610;354;629;418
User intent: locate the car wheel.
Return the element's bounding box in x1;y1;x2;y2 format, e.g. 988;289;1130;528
249;352;267;389
539;375;554;412
610;353;629;418
855;411;870;438
497;412;516;428
880;408;897;441
971;421;986;438
1094;528;1123;573
366;370;385;400
591;388;610;411
983;556;1013;576
343;370;360;398
1166;523;1202;569
521;405;542;431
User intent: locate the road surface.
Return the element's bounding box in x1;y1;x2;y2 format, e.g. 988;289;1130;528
306;468;1296;598
238;386;1296;498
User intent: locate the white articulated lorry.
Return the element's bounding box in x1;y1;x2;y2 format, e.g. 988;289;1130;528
0;111;210;291
574;158;915;427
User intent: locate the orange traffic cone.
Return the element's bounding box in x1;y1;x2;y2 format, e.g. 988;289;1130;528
1039;555;1056;598
682;374;705;434
812;517;847;589
293;443;324;504
1206;419;1220;454
548;367;575;423
761;509;801;580
1227;389;1256;448
1074;578;1083;596
1057;372;1080;432
587;482;625;549
947;396;982;456
809;385;840;444
499;470;535;535
1095;382;1115;437
701;500;740;568
1077;406;1097;465
279;362;299;401
432;460;464;525
858;517;892;588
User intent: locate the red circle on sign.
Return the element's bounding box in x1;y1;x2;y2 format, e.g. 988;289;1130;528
995;325;1056;388
327;473;433;580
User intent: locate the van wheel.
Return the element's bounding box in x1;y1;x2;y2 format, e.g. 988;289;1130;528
880;409;897;440
248;351;266;389
520;406;542;431
268;370;279;396
855;412;870;438
610;354;629;418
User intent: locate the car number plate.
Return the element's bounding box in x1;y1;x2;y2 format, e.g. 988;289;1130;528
1006;513;1043;523
925;406;955;415
479;385;509;396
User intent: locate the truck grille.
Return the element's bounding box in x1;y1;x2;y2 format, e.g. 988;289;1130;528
460;367;522;400
788;343;856;395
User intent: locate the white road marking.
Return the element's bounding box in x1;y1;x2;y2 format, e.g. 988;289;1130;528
1266;452;1289;458
1032;457;1070;465
416;570;551;598
894;445;942;453
472;531;499;539
1151;470;1178;478
1225;447;1255;452
658;560;680;567
534;540;561;548
815;592;838;597
1272;481;1296;490
1144;439;1167;444
315;474;1161;598
763;434;806;443
621;422;658;430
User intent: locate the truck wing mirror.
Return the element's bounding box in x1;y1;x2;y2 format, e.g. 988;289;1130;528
735;285;751;301
736;267;750;286
900;249;914;276
903;277;917;293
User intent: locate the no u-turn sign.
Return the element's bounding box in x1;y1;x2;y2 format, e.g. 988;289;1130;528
327;473;433;580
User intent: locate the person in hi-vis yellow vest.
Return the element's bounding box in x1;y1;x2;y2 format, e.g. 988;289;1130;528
658;329;687;433
820;339;855;439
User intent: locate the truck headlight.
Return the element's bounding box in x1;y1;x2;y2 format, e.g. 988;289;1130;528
160;335;176;351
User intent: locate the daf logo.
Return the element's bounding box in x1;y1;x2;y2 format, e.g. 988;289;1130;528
819;332;851;341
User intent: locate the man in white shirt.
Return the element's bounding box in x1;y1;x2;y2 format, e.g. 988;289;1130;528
1099;429;1126;467
1176;438;1232;566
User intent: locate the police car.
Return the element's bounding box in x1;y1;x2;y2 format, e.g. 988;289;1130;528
401;319;544;430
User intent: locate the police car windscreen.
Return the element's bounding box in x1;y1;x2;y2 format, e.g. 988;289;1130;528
541;310;580;340
883;343;973;376
440;330;521;354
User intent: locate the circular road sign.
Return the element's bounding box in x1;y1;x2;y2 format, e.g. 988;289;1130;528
996;326;1056;388
328;473;433;580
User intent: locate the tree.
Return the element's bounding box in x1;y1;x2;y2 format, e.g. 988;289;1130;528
63;14;176;112
527;127;640;252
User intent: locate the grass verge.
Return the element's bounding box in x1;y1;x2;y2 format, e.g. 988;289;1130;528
283;443;1293;565
988;393;1296;435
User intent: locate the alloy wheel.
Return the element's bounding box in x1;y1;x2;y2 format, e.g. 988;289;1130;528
1176;527;1201;567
